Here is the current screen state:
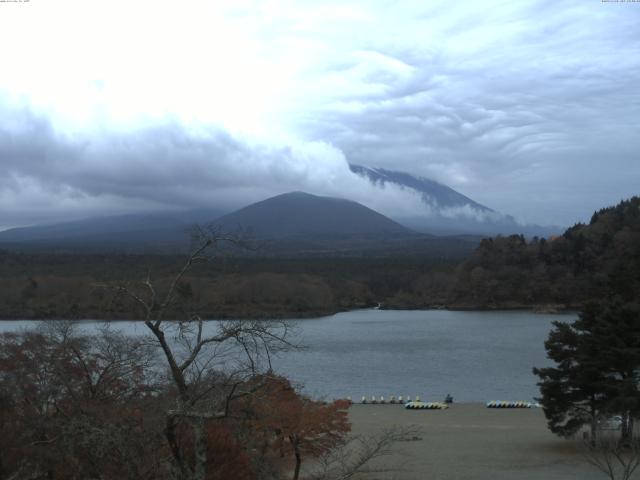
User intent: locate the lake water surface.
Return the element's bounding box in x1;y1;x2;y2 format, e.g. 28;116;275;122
0;309;574;402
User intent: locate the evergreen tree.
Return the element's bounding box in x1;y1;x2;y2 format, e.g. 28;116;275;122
533;318;608;441
534;298;640;443
583;299;640;443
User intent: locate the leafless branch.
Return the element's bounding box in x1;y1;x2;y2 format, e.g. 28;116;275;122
583;436;640;480
307;425;421;480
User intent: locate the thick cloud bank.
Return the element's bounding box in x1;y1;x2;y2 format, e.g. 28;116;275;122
0;104;432;228
0;0;639;229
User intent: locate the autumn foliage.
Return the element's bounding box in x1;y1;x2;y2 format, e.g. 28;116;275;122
0;326;168;479
0;328;352;480
241;376;351;479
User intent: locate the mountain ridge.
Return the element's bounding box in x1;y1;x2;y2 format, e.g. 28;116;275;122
349;163;562;236
350;164;493;213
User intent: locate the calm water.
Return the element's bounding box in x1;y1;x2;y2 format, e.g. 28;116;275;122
0;309;574;402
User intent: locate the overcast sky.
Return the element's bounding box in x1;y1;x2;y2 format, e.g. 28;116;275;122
1;0;639;230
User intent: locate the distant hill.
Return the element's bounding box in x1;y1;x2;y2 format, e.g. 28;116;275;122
215;191;411;237
211;191;483;256
213;191;427;255
350;164;561;237
0;209;226;252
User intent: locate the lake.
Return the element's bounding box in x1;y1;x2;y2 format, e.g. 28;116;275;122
0;309;573;402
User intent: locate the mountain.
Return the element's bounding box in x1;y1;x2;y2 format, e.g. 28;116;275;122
213;191;440;255
0;192;480;257
215;191;410;237
211;191;482;256
350;164;561;237
350;164;492;213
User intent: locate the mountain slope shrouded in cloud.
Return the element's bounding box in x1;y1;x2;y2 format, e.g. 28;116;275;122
349;164;561;237
0;191;482;257
350;164;493;212
0;182;561;255
0;191;416;250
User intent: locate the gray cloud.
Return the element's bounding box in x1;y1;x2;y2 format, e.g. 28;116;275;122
0;103;434;229
282;0;640;224
0;0;639;229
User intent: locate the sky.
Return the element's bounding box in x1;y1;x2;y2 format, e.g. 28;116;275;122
1;0;639;230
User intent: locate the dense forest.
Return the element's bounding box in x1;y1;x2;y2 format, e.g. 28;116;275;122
1;197;638;319
0;252;460;319
447;196;640;310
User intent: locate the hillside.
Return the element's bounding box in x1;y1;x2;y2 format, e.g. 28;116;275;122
0;209;226;252
445;196;640;309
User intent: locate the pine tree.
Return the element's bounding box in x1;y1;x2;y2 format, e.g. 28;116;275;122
533;318;608;441
534;299;640;443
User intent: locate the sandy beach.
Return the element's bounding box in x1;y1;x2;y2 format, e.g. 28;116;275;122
347;403;613;480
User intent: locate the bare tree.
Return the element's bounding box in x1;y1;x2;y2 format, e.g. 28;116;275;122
306;426;422;480
102;227;296;480
584;436;640;480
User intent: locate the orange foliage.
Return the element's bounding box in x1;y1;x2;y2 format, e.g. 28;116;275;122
205;423;253;480
244;375;351;477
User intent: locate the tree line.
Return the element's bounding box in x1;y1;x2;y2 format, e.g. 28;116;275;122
450;196;640;309
0;252;460;320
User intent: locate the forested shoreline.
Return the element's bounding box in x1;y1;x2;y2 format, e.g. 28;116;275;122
0;253;458;320
1;197;638;320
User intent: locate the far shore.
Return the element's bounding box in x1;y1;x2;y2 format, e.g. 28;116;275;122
0;304;579;322
347;403;604;480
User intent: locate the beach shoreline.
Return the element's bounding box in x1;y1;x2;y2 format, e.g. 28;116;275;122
347;403;605;480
